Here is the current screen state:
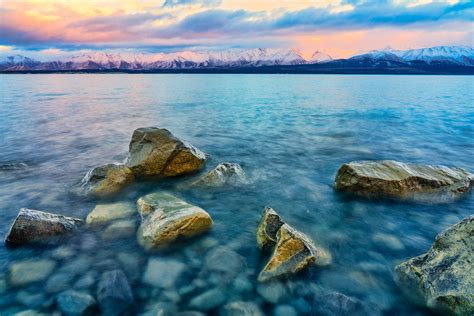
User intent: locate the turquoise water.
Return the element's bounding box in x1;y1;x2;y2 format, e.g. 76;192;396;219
0;74;473;315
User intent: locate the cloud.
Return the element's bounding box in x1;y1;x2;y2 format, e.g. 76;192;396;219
162;0;221;7
70;13;173;33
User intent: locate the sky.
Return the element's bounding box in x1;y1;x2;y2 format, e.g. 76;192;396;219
0;0;473;59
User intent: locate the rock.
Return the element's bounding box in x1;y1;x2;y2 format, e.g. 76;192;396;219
74;272;97;290
137;192;213;249
256;281;287;304
0;162;28;170
9;259;56;286
126;127;206;178
372;233;404;251
80;163;134;198
177;312;206;316
59;256;92;276
189;288;226;311
142;258;186;288
97;270;134;316
310;290;381;316
57;290;96;315
189;163;248;187
141;302;177;316
334;160;473;202
116;252;141;280
204;246;246;283
256;207;284;250
45;272;75;293
5;208;83;245
273;305;297;316
102;219;136;240
16;291;46;308
51;246;75;259
394;215;474;315
86;202;135;227
220;301;264;316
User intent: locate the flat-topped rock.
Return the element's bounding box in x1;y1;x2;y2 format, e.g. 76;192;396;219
334;160;473;202
137;192;213;250
86;202;135;227
126;127;206;178
189;162;248;187
5;208;83;245
80;163;134;198
395;216;474;315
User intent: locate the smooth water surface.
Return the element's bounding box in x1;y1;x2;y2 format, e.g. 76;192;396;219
0;74;473;315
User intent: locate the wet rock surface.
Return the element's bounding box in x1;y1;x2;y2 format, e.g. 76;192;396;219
256;207;284;250
5;208;83;245
395;215;474;315
189;162;248;188
80;163;134;198
126;127;206;178
334;160;473;202
137;192;213;249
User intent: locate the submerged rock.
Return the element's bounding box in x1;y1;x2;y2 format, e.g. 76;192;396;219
256;208;331;282
203;246;246;283
220;301;264;316
5;208;83;245
334;160;473;202
142;258;186;288
137;192;213;250
57;290;96;315
97;270;134;316
126;127;206;178
189;288;226;311
189;163;248;187
394;215;474;315
310;290;381;316
80;163;134;198
9;259;56;286
102;219;136;240
86;202;135;227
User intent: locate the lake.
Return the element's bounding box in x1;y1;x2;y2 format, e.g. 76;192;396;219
0;74;473;315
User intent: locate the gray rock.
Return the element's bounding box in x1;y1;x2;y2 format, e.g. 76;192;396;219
220;301;264;316
310;290;380;316
189;163;248;187
86;202;135;227
45;272;75;293
9;259;56;286
204;246;246;283
137;192;213;250
57;290;96;315
142;258;186;288
97;270;134;316
102;219;136;240
126;127;206;178
189;288;227;311
80;163;134;198
334;160;474;202
273;305;297;316
256;281;287;304
395;215;474;315
5;208;83;245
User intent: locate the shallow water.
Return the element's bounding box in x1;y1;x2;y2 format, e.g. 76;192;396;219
0;74;473;315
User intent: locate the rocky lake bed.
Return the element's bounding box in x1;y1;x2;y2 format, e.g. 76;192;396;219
0;74;473;315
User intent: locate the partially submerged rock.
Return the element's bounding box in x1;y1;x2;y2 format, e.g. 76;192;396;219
97;270;134;316
5;208;83;245
189;162;248;187
126;127;206;178
394;216;474;315
86;202;135;227
80;163;134;198
137;192;213;250
334;160;473;202
256;207;330;282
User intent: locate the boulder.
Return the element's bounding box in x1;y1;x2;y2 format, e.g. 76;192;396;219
256;208;331;282
256;207;284;250
334;160;473;202
97;270;134;316
394;215;474;315
86;202;135;227
80;163;134;198
5;208;83;245
126;127;206;178
136;192;213;250
57;290;96;315
189;163;248;187
9;259;56;286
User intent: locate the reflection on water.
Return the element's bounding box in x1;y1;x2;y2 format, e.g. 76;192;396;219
0;74;473;315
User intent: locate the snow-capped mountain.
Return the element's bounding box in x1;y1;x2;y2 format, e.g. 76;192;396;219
1;46;472;71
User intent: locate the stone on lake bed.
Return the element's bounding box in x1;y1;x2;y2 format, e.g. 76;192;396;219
97;270;134;316
86;202;135;227
394;215;474;315
204;246;246;283
189;162;248;188
9;259;56;286
220;301;264;316
142;258;186;288
5;208;83;245
334;160;473;202
102;219;136;240
126;127;206;178
57;290;96;316
137;192;213;249
80;163;134;198
188;288;227;311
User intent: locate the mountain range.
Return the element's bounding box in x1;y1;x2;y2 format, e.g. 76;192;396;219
1;46;473;74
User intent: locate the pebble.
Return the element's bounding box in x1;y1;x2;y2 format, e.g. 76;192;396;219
188;288;227;311
74;272;97;290
142;258;186;289
256;282;287;304
102;219;136;240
